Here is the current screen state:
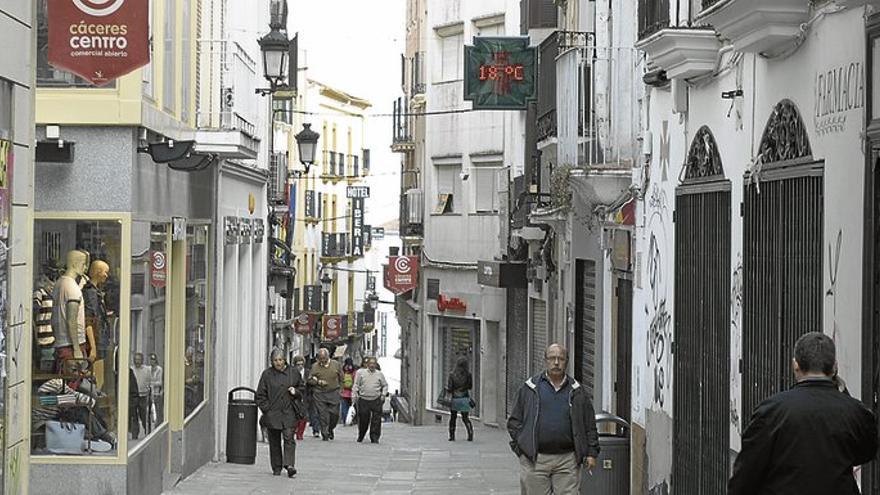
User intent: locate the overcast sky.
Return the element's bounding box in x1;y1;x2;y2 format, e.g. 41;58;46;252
287;0;406;228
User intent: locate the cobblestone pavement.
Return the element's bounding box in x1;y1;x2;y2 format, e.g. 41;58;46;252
165;421;521;494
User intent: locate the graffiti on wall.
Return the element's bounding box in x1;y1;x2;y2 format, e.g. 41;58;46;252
646;183;671;408
730;254;743;432
648;480;669;495
827;230;842;344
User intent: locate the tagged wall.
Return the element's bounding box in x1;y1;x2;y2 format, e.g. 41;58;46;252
633;6;867;489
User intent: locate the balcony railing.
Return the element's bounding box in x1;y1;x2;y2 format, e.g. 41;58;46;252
537;32;558;141
392;97;415;150
400;189;424;238
638;0;671;40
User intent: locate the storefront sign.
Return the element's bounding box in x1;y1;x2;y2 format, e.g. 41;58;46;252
293;312;315;335
464;37;536;110
224;216;239;245
384;255;419;295
48;0;150;86
437;294;467;312
253;219;264;243
351;197;365;257
238;218;252;244
372;227;385;240
814;61;864;135
322;314;343;340
363;224;372;249
150;250;166;289
172;216;186;241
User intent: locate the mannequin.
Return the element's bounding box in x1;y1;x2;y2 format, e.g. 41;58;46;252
52;250;89;369
83;260;110;362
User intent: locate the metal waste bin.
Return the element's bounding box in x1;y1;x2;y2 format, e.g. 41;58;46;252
581;413;630;495
226;387;257;464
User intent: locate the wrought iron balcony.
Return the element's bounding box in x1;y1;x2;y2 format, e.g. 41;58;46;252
392;97;415;152
536;32;558;142
638;0;671;41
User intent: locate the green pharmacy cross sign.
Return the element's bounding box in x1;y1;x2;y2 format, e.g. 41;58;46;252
464;37;536;110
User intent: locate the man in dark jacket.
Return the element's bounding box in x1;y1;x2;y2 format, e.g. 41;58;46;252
729;332;878;494
507;343;600;494
256;348;305;478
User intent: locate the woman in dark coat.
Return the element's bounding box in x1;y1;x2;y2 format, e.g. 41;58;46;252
446;356;474;441
256;348;305;478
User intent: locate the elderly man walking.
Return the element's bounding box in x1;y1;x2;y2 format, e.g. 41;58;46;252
352;356;388;443
307;348;344;441
507;343;599;494
729;332;877;495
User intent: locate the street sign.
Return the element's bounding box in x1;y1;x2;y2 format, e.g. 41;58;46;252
150;251;166;289
48;0;151;86
372;227;385;240
293;312;315;335
464;37;536;110
303;285;323;312
323;314;343;340
346;186;370;198
384;256;419;295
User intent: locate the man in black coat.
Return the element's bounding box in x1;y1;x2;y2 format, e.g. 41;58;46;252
729;332;878;495
507;343;600;494
256;348;305;478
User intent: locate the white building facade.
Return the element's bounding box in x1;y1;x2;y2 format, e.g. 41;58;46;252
634;1;879;492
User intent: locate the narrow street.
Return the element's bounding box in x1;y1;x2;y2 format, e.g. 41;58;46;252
166;423;520;494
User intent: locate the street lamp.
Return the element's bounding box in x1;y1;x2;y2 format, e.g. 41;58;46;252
258;28;289;90
367;291;379;310
294;123;320;175
320;270;332;314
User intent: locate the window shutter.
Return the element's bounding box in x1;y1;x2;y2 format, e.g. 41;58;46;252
539;0;557;28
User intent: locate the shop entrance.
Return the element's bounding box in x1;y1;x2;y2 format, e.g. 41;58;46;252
672;126;731;495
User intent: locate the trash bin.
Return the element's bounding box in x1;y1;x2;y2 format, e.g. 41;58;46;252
226;387;257;465
581;413;630;495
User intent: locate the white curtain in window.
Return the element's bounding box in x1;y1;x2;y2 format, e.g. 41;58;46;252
441;34;463;81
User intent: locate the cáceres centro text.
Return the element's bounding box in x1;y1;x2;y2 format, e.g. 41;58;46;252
67;22;129;50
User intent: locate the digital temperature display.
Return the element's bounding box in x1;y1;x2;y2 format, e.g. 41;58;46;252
464;37;536;110
478;63;525;82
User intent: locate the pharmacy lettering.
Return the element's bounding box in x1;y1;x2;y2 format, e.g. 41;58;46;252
814;61;865;135
48;0;150;86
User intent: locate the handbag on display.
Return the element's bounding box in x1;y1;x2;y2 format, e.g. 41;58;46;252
45;420;86;454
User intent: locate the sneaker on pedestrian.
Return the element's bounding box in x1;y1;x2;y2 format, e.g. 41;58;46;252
287;466;297;478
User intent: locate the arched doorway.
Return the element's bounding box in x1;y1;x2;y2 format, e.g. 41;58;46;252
673;125;731;494
742;99;823;426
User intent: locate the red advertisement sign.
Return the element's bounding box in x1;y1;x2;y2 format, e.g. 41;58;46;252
293;313;315;335
384;256;419;295
48;0;150;86
150;250;166;289
322;315;343;341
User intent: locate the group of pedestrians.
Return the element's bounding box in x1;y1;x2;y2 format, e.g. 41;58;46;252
507;334;878;494
254;347;389;478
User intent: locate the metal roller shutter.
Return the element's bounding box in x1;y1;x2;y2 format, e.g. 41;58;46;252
531;298;548;375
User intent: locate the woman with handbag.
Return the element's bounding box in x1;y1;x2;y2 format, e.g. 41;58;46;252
255;348;305;478
446;356;474;442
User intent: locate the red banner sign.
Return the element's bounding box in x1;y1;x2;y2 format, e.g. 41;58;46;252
437;294;467;312
48;0;150;86
322;315;343;341
384;256;419;295
293;312;315;335
150;250;166;289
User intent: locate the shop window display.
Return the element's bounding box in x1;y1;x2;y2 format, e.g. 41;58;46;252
31;220;122;455
184;224;209;418
129;222;168;449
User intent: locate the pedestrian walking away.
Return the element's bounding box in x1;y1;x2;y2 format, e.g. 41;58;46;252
728;332;878;495
291;354;308;440
446;356;475;442
340;357;357;426
352;356;388;443
507;343;599;494
307;347;344;440
255;348;305;478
